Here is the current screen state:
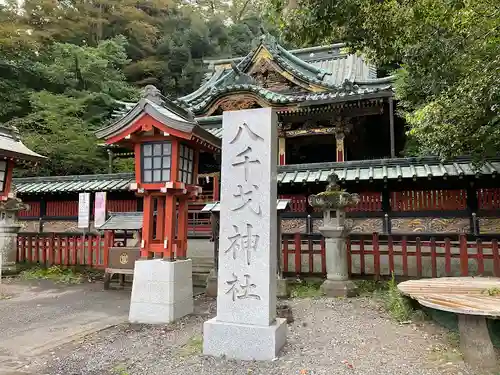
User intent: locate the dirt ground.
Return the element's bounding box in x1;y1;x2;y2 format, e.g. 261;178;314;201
6;286;484;375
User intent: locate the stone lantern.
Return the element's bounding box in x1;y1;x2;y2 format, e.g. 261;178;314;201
0;124;45;273
308;173;360;297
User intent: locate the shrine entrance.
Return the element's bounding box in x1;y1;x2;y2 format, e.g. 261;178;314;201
286;134;337;164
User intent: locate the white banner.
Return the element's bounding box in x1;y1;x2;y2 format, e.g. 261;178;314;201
78;192;91;229
94;192;107;228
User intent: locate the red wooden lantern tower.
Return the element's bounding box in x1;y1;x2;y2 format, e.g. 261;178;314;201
96;86;221;260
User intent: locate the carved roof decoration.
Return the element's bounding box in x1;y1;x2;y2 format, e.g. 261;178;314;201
96;85;221;151
0;124;45;163
111;35;394;119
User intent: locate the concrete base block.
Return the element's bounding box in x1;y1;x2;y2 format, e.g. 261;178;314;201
276;277;288;298
205;269;218;297
128;259;194;324
203;317;287;361
458;314;498;373
320;279;358;298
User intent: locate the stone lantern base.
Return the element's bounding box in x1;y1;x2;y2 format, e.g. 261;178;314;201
320;279;357;298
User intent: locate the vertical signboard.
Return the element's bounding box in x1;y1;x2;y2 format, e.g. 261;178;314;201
78;192;91;229
94;192;107;228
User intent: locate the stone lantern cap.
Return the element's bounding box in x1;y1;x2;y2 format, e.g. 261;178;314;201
308;173;360;209
0;124;45;163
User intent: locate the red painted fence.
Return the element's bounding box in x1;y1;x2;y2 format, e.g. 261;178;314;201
17;234;105;268
17;232;500;280
282;233;500;278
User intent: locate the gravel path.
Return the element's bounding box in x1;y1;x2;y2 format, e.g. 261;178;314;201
28;296;477;375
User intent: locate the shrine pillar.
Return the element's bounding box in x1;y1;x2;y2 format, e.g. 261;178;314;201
336;132;345;162
278;136;286;165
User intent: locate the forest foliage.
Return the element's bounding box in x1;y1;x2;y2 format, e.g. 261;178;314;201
272;0;500;161
1;0;274;176
3;0;498;177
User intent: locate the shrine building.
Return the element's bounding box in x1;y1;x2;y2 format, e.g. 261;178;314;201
13;34;500;236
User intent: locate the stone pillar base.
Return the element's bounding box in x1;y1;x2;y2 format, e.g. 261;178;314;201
320;279;357;298
1;262;17;275
458;314;498;373
203;317;287;361
129;259;194;324
276;277;288;298
205;269;218;297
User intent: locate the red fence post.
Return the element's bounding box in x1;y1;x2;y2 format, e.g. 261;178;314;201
87;235;94;267
459;234;469;276
294;233;301;276
444;237;452;276
71;236;77;265
372;232;380;280
48;233;55;266
416;237;422;278
26;236;32;263
33;235;39;264
80;235;86;266
388;236;394;274
430;237;437;278
401;236;408;276
64;237;70;266
493;239;500;277
40;236;47;265
476;239;484;275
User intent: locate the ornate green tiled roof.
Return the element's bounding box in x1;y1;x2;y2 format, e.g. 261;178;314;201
14;157;500;195
111;36;393;119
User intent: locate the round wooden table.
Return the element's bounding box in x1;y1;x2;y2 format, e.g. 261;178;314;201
398;277;500;373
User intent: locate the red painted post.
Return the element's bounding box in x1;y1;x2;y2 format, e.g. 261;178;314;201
26;236;32;263
64;237;70;266
40;236;47;265
347;237;352;276
283;238;289;274
444;237;452;276
47;233;54;266
401;237;408;276
72;236;78;265
373;232;380;280
459;234;469;276
320;238;326;275
33;235;39;263
294;233;301;276
430;237;437;278
56;235;62;265
416;237;422;278
87;235;94;267
80;235;86;265
493;239;500;277
360;238;365;275
476;239;484;275
388;236;394;274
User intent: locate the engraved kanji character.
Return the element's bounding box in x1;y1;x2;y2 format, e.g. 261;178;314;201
232;146;261;182
232;184;261;215
224;273;261;301
229;122;264;144
225;223;260;265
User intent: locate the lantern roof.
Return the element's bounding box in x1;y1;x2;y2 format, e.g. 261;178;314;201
96;85;221;152
0;124;45;163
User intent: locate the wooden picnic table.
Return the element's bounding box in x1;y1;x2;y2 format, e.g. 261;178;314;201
398;277;500;373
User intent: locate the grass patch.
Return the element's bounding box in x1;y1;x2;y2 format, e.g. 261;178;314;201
354;279;388;295
289;280;324;298
178;335;203;358
379;273;414;322
483;287;500;296
19;265;83;284
112;364;130;375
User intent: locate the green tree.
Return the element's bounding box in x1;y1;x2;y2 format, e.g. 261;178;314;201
271;0;500;160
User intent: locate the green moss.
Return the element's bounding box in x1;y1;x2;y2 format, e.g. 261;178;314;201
19;265;83;284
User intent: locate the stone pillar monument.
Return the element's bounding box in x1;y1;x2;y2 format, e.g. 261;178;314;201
0;187;28;274
203;108;287;361
308;173;359;297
